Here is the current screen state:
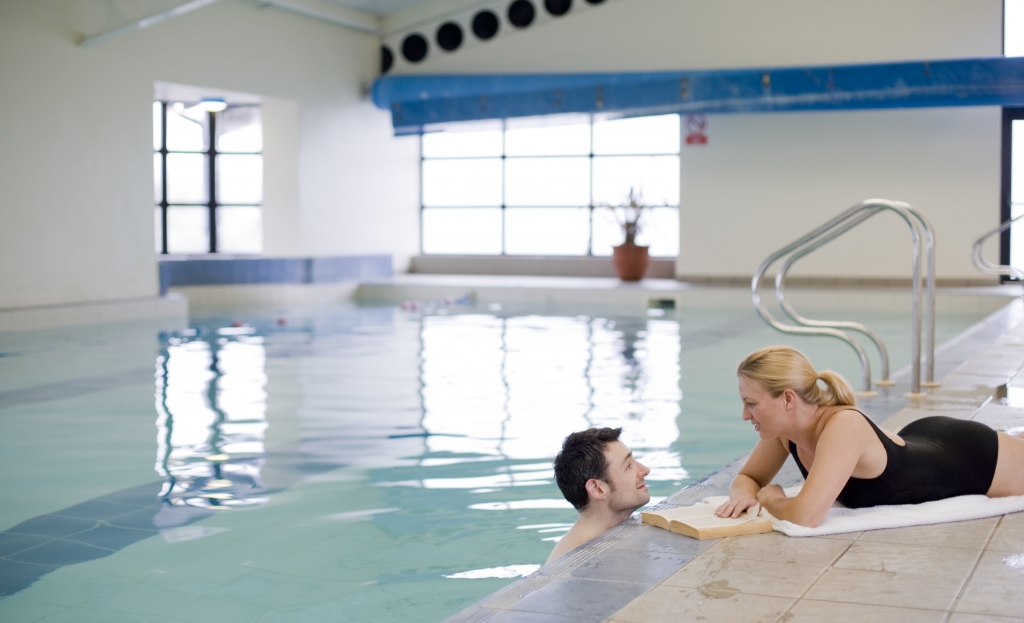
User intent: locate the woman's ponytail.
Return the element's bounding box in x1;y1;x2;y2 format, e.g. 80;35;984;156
816;370;856;407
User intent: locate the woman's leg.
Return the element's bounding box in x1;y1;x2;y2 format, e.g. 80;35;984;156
987;431;1024;497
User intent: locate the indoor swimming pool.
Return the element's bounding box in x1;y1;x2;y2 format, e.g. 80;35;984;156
0;295;1008;622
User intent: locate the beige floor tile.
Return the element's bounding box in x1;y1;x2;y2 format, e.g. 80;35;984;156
607;584;793;623
948;614;1024;623
988;513;1024;551
803;566;968;610
785;599;947;623
664;554;825;599
857;518;998;550
833;540;980;574
711;531;852;565
954;549;1024;618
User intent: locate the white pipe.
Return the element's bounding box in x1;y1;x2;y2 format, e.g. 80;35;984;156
260;0;381;35
79;0;223;47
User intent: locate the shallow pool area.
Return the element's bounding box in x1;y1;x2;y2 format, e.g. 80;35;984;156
0;290;1011;623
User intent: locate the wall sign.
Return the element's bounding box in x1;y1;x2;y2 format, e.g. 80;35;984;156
685;113;707;145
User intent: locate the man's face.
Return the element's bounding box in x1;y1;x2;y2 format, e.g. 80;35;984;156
598;440;651;513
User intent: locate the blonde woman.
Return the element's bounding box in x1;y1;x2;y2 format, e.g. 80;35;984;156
715;345;1024;528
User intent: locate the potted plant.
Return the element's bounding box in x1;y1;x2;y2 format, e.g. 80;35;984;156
607;188;650;282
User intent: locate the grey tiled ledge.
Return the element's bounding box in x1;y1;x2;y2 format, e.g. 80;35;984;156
442;298;1024;623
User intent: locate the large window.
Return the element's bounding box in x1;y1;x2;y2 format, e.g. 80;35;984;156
154;101;263;255
420;114;680;257
1006;1;1024;274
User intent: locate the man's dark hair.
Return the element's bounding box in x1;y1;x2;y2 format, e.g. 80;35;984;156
552;427;622;511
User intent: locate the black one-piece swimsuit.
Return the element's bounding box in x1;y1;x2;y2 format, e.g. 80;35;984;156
788;409;999;508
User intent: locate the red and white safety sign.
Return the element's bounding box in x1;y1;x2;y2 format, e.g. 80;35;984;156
685;113;707;145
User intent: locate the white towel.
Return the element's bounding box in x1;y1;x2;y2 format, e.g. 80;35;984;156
703;485;1024;537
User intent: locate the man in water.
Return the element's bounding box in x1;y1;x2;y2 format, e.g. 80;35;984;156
547;427;651;563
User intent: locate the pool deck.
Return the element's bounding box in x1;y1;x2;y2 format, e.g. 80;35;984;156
443;297;1024;623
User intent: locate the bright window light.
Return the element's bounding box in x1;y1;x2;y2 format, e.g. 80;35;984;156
420;114;681;257
1007;0;1024;56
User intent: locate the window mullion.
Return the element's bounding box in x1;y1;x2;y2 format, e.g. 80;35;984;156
208;111;217;254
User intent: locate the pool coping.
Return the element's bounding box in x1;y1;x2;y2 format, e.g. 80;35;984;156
441;296;1024;623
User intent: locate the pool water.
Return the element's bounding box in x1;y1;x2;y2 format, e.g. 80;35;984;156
0;298;999;622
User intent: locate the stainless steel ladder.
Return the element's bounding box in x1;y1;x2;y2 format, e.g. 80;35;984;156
971;214;1024;282
752;199;936;396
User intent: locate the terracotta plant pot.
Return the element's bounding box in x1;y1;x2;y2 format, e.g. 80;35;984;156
612;243;650;281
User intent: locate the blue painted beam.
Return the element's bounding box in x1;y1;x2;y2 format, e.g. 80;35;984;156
372;57;1024;134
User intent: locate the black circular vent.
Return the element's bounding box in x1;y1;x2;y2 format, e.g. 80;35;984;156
401;33;428;62
436;22;463;51
544;0;571;16
508;0;536;28
381;45;393;73
472;10;500;40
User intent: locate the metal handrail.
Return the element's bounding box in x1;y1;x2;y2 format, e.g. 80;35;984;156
971;214;1024;281
752;199;935;395
774;202;937;387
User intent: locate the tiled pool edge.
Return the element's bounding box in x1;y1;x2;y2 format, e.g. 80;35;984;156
440;297;1024;623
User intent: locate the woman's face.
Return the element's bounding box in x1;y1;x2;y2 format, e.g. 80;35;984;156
737;375;787;440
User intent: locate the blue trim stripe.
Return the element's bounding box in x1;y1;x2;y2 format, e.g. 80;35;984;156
157;255;393;295
373;57;1024;134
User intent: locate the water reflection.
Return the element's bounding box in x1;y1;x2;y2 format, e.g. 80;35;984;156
417;313;687;487
154;326;269;521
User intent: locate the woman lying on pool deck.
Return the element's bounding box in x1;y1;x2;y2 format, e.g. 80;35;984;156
715;345;1024;528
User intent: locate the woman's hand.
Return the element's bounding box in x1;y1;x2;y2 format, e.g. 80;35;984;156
715;495;758;518
755;484;786;507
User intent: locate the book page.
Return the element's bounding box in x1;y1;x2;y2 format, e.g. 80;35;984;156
646;503;760;524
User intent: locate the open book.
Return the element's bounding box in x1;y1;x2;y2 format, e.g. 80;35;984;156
641;503;773;539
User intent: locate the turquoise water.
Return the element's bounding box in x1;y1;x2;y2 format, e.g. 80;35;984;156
0;299;997;622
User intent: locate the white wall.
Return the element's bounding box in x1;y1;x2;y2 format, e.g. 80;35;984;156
0;0;420;310
390;0;1004;280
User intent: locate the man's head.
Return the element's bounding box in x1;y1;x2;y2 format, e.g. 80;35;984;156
553;428;651;513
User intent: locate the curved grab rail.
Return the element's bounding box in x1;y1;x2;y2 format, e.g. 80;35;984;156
752;200;933;395
972;214;1024;281
773;202;937;387
774;208;892;382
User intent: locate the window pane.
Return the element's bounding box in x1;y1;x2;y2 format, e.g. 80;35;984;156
217;207;262;254
1008;0;1024;56
635;207;679;257
505;157;590;206
505;208;590;255
592;155;679;206
154;207;163;253
217;155;263;204
166;104;207;152
422;208;502;254
591;208;622;256
593;114;680;155
422;125;503;157
1012;121;1024;204
153;102;163;151
167;206;209;254
154;153;163;204
505;121;590;156
422;159;502;206
217;107;262;153
166;153;208;204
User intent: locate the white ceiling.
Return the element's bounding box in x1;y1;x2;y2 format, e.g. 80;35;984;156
326;0;440;17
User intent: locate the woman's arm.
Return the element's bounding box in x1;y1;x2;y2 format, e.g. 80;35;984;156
715;437;789;518
757;410;872;527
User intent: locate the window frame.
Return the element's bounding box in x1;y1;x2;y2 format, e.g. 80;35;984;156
155;101;263;255
418;114;680;257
